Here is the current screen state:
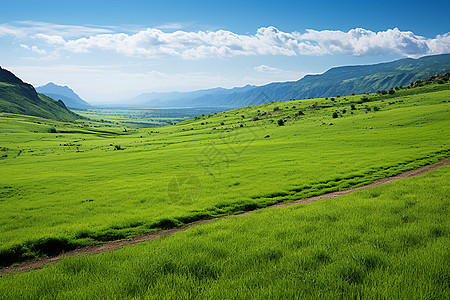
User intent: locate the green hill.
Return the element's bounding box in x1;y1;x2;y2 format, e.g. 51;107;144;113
0;67;80;121
256;53;450;102
0;79;449;266
0;81;449;298
142;53;450;108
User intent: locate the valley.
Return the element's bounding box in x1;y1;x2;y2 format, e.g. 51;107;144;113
0;53;449;299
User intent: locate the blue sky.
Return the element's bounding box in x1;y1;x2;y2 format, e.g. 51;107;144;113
1;0;449;103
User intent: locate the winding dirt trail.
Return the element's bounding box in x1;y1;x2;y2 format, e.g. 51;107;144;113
1;157;449;277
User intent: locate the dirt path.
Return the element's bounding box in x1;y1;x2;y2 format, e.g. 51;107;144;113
1;157;449;277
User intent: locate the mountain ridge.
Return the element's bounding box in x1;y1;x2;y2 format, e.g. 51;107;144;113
130;53;450;108
0;67;80;121
36;82;92;109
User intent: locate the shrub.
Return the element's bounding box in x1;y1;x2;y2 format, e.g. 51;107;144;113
388;89;395;95
298;110;304;116
273;106;280;111
277;119;284;126
49;128;57;133
350;104;356;110
332;112;338;118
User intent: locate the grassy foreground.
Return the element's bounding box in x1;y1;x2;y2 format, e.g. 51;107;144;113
0;83;449;266
0;166;448;299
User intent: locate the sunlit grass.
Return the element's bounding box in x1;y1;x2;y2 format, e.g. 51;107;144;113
0;83;449;265
0;166;448;299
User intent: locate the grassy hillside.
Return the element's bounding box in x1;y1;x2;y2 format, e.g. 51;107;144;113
0;82;448;266
0;165;448;298
0;67;80;121
189;53;450;107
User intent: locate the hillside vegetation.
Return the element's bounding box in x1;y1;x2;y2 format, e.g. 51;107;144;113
0;67;79;121
133;53;450;108
0;81;448;267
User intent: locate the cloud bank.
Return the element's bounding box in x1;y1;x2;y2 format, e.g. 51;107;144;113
2;22;449;59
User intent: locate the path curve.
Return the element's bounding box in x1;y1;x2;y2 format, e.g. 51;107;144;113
1;157;449;276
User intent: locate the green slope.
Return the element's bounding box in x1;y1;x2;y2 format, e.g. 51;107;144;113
0;81;448;266
0;67;79;121
190;53;450;107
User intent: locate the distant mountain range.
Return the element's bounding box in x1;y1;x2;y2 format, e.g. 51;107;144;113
0;67;79;121
130;53;450;108
36;82;92;109
1;53;450;121
129;85;255;108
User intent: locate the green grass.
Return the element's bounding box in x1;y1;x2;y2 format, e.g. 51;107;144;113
0;83;449;266
73;108;226;128
0;165;448;299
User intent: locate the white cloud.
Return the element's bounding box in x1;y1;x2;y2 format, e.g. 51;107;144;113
254;65;281;72
3;22;449;59
20;44;47;55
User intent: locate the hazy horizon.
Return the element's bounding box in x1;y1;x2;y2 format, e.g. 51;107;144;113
1;0;449;104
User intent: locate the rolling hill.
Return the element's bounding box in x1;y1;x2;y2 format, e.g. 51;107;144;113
0;77;449;298
132;53;450;108
0;67;79;121
36;82;92;109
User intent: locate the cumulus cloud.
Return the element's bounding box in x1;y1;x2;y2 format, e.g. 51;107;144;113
2;22;449;59
20;44;47;55
254;65;281;72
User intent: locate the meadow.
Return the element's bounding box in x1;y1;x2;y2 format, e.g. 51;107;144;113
0;83;449;267
73;107;226;128
0;164;448;298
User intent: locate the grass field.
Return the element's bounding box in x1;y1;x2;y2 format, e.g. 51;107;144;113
73;108;226;128
0;83;449;267
0;165;448;298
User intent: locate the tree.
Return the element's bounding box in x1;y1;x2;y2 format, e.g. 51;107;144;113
277;119;284;126
332;112;338;118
